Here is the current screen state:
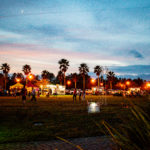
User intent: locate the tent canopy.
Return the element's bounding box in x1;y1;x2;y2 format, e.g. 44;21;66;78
10;83;24;89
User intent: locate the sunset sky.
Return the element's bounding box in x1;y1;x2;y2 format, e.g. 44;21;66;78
0;0;150;79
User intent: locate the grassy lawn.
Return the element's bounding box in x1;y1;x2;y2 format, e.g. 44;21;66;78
0;95;150;143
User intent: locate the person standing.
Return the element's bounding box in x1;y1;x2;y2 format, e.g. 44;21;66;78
79;90;82;102
21;86;27;104
73;89;77;102
28;91;31;98
31;88;36;102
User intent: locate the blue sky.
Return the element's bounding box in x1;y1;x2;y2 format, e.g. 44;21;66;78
0;0;150;79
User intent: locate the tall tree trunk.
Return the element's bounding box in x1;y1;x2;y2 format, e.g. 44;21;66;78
98;75;99;88
64;72;66;86
75;81;77;89
5;76;6;90
83;75;85;91
110;81;112;89
26;78;27;86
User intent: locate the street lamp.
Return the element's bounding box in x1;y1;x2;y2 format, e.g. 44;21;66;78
28;74;33;81
91;78;96;84
16;78;21;83
67;80;71;86
126;81;130;86
120;83;124;88
100;82;103;86
146;82;150;88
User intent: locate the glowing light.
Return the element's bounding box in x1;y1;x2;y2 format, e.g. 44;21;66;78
88;102;100;113
126;81;130;86
120;83;124;87
100;83;103;86
91;78;96;84
28;74;33;80
93;88;96;91
146;83;150;88
67;80;71;85
16;78;20;83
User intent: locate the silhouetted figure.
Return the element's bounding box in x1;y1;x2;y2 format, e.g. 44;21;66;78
28;91;31;98
73;89;77;102
31;88;36;102
79;90;82;102
37;90;40;97
21;86;27;104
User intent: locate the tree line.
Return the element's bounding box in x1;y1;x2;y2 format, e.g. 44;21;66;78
0;58;145;90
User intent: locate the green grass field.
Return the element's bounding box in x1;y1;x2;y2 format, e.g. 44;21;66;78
0;95;150;144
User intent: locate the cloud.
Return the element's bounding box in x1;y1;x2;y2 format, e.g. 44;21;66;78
129;50;144;59
89;65;150;80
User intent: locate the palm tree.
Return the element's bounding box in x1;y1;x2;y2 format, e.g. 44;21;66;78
48;72;55;83
57;70;64;85
22;64;31;85
107;71;115;89
16;73;24;81
0;73;4;89
0;63;10;90
35;75;40;81
79;63;89;90
22;64;31;75
41;70;55;82
41;70;50;79
72;73;78;89
58;59;69;86
94;65;103;88
11;73;17;81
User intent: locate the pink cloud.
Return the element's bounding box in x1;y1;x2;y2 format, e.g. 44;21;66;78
0;43;127;75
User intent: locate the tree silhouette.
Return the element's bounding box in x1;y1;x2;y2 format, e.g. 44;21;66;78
16;73;24;80
22;64;31;76
41;70;55;82
22;64;31;85
72;73;78;89
79;63;89;90
35;75;40;81
0;63;10;90
94;65;103;88
41;70;50;79
58;58;69;86
107;71;115;89
57;70;64;85
0;73;4;89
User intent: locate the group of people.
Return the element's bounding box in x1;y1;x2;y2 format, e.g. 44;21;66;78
73;89;86;102
21;86;37;104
